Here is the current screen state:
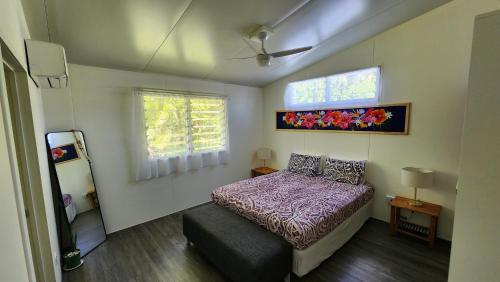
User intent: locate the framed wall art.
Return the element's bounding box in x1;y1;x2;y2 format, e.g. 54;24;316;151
51;143;80;164
276;103;410;135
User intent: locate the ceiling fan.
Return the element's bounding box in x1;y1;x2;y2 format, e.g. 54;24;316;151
232;26;313;67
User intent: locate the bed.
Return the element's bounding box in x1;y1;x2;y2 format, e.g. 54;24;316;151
212;170;374;276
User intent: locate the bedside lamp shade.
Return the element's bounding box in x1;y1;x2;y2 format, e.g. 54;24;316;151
401;167;434;188
401;167;434;206
257;148;271;160
257;148;271;167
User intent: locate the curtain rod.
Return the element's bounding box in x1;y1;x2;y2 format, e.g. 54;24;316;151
136;87;227;98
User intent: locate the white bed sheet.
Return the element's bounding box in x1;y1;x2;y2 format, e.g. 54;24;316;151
292;199;373;277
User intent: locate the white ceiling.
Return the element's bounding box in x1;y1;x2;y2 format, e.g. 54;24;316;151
26;0;450;86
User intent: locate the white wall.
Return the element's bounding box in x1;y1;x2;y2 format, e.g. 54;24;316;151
449;10;500;282
42;64;263;233
263;0;500;240
0;0;61;281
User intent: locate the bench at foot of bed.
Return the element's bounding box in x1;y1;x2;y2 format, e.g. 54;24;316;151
183;203;292;282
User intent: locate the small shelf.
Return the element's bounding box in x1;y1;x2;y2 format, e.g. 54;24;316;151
396;220;430;241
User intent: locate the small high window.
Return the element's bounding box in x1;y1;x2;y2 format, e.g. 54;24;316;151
285;67;381;109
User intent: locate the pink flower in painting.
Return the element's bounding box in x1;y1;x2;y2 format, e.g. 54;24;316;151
301;113;318;129
337;111;354;129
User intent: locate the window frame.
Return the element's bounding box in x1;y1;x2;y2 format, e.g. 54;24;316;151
140;89;229;159
284;66;382;110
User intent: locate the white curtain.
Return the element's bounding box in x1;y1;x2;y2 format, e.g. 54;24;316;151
131;90;229;181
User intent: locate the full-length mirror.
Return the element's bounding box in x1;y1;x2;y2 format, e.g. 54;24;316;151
46;131;106;258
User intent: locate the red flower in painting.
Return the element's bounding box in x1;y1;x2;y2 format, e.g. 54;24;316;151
284;112;298;125
362;109;391;126
51;148;66;160
331;111;345;126
336;111;354;129
371;109;390;125
301;113;318;129
322;111;341;124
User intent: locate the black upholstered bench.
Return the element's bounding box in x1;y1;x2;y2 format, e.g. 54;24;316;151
183;203;292;282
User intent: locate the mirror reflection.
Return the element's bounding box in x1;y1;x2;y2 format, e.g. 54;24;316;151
47;131;106;257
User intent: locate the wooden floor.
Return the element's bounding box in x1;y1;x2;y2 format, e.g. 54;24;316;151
63;209;451;282
72;209;106;256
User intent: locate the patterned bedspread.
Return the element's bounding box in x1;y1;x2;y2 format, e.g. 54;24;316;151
211;170;374;250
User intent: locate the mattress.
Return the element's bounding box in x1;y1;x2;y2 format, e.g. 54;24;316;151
212;170;374;250
293;200;373;276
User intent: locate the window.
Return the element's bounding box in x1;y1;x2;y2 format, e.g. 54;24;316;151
285;67;381;109
142;92;228;158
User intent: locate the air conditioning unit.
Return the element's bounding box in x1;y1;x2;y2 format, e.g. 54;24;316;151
25;39;69;88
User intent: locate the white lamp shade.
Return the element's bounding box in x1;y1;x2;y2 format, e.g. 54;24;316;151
401;167;434;188
256;148;271;160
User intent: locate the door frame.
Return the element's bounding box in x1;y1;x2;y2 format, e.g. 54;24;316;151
0;39;56;282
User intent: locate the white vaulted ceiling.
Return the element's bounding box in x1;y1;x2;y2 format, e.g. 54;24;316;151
29;0;450;86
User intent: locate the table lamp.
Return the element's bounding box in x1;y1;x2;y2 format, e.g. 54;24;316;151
256;148;271;167
401;167;434;206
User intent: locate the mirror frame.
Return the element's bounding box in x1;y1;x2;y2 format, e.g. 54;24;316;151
45;130;107;258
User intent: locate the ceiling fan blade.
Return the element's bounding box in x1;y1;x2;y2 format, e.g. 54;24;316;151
227;55;257;60
269;46;312;58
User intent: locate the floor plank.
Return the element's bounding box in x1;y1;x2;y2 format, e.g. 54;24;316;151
63;210;450;282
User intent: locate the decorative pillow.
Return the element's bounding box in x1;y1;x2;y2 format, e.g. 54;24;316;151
323;158;366;185
287;153;321;176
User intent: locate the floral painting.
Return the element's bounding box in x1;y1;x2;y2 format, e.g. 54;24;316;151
276;103;409;134
51;143;80;164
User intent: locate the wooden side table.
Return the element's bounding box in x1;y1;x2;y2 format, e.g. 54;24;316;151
251;167;278;178
389;196;441;248
85;186;99;209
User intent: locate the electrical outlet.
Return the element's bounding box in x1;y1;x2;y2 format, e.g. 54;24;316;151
385;194;395;202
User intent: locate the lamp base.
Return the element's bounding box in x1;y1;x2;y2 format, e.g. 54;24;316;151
408;199;423;207
408;187;424;206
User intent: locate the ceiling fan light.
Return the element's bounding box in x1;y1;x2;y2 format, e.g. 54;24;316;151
257;54;271;67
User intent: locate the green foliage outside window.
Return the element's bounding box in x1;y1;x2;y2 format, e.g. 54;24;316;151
143;94;227;158
289;67;380;107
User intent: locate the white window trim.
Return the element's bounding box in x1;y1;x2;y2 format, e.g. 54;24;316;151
141;89;229;156
284;66;382;110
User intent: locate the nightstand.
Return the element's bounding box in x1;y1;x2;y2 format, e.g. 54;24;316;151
251;167;278;178
85;186;99;209
389;196;441;248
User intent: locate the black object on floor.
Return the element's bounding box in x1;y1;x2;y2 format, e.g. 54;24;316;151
183;203;292;282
